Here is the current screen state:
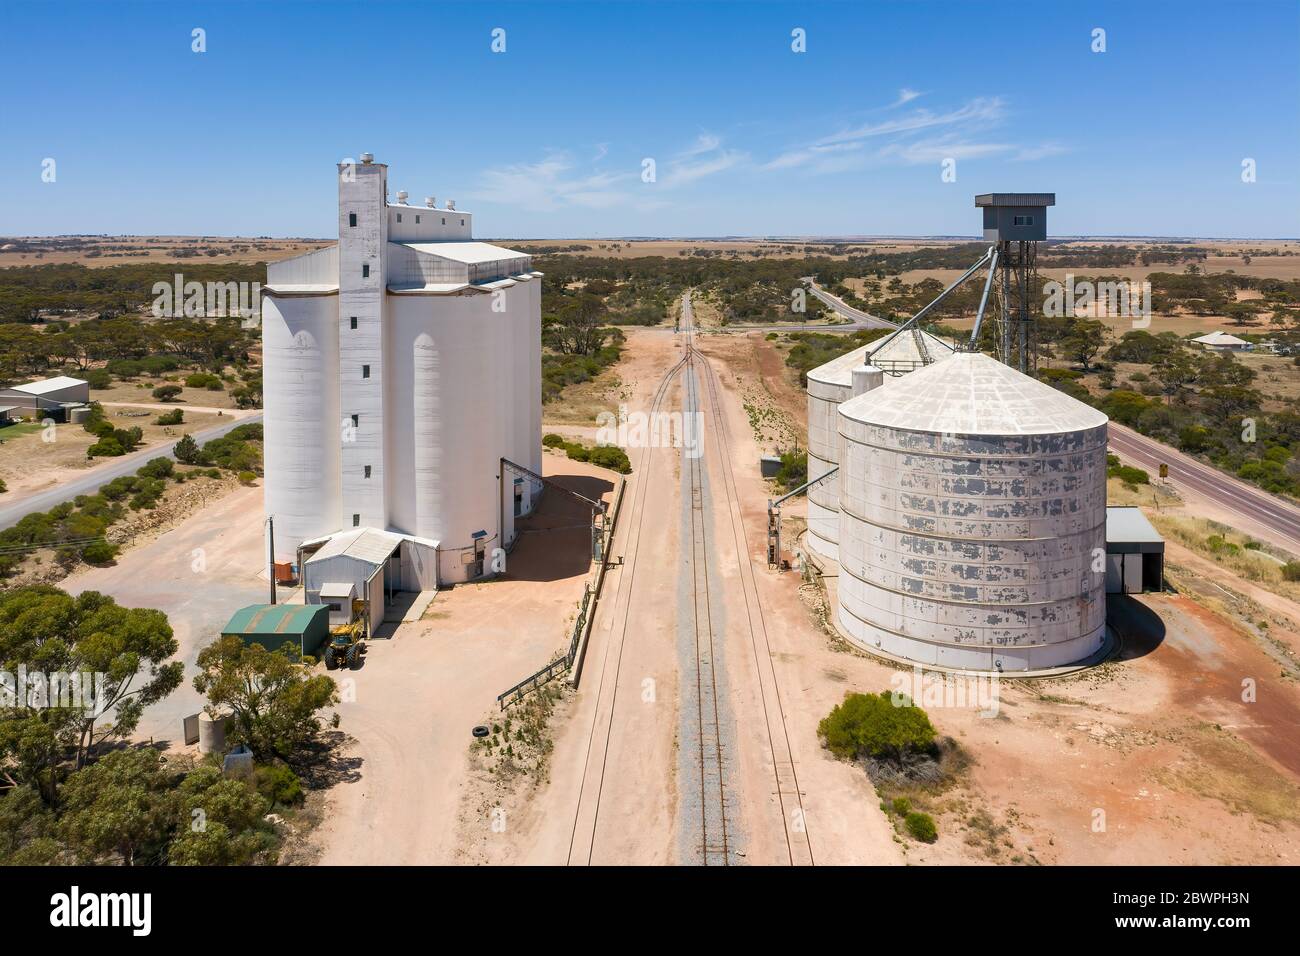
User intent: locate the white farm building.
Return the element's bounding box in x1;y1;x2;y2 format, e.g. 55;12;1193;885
262;155;542;599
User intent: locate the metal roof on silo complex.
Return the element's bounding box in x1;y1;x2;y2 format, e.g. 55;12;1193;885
839;352;1107;436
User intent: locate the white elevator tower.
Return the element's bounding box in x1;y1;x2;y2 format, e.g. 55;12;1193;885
261;155;543;589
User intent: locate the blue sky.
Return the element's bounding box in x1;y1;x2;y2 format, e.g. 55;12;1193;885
1;0;1297;239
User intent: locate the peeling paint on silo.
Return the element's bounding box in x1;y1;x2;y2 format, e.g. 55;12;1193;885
836;352;1109;672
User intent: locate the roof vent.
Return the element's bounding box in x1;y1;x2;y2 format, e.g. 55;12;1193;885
396;190;409;204
446;199;456;210
360;152;374;164
425;196;436;208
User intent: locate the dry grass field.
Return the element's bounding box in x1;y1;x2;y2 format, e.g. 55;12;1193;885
0;235;330;268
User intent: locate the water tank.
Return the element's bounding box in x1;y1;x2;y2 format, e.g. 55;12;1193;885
836;352;1108;672
262;294;341;560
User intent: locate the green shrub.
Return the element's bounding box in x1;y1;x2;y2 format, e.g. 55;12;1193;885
79;540;118;565
542;433;567;448
904;811;938;843
1283;562;1300;582
890;797;912;816
137;457;174;480
1108;463;1149;486
818;690;937;762
87;437;124;458
254;763;304;807
174;433;200;464
85;369;112;389
152;384;183;402
564;443;591;463
184;372;223;390
155;409;184;426
237;470;258;485
589;445;631;474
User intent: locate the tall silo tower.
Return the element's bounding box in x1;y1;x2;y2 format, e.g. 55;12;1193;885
835;352;1108;672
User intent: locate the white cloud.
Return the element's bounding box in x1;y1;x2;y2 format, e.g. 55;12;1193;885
814;96;1006;147
473;152;641;211
892;87;923;108
660;133;748;188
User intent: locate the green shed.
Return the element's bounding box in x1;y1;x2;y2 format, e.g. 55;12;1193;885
222;603;330;658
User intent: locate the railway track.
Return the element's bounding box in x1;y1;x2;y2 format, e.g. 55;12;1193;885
565;339;689;865
684;308;816;867
567;291;813;866
680;304;732;865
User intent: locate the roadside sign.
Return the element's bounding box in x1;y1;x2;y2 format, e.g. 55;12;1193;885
1159;463;1169;479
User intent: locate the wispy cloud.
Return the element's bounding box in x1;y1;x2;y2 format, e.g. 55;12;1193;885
814;96;1007;147
764;94;1064;175
473;152;642;212
660;133;748;188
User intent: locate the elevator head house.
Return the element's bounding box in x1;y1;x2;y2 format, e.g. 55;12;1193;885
975;193;1055;243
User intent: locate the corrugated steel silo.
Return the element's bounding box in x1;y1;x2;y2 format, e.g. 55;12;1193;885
836;352;1108;671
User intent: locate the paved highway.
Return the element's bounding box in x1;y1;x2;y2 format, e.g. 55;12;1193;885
1108;422;1300;556
0;412;263;531
717;281;897;334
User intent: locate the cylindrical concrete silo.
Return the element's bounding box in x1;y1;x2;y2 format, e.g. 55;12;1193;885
836;352;1109;672
261;294;341;561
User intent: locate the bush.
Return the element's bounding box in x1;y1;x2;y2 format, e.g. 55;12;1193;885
184;372;223;390
156;409;184;426
904;811;938;843
254;763;304;807
79;540;118;565
85;369;112;389
137;457;174;480
890;797;912;816
237;470;258;485
174;433;200;464
152;384;182;402
1108;463;1150;486
1282;562;1300;582
87;437;124;458
589;445;631;474
542;433;566;449
564;443;591;463
818;691;937;762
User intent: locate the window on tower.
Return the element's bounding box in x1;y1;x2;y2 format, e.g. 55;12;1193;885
350;316;357;329
349;213;357;227
352;514;360;527
364;465;372;479
362;264;370;278
362;364;370;379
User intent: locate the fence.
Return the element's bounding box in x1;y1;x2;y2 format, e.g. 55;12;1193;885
495;477;626;710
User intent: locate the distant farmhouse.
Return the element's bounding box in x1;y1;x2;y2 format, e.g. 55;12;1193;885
1191;331;1252;352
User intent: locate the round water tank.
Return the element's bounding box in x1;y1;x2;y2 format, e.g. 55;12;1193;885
836;352;1108;672
198;713;227;754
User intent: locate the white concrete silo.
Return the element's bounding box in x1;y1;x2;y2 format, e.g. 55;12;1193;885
805;328;955;562
836;352;1109;672
261;293;342;560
